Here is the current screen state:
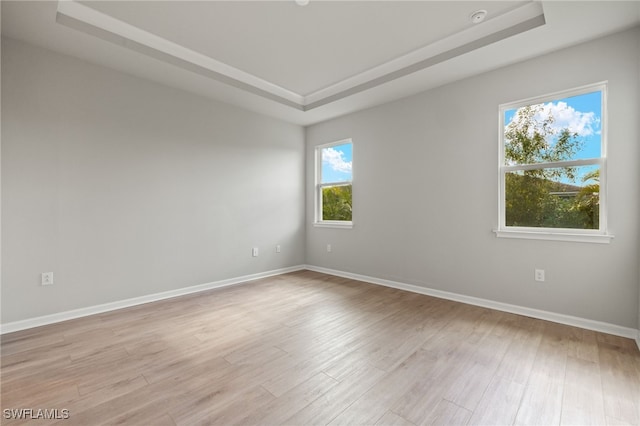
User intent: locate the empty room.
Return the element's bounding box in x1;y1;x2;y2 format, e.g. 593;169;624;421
1;0;639;425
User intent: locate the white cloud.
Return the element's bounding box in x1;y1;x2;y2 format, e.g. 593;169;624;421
323;147;352;173
533;101;600;137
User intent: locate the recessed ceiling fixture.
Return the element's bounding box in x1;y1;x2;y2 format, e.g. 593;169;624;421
295;0;310;6
471;10;488;24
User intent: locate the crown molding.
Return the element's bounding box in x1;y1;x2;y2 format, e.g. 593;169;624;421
56;0;305;108
56;0;545;112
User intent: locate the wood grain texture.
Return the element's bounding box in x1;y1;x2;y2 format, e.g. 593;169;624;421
1;271;638;425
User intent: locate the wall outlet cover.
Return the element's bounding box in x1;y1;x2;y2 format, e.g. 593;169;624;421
41;272;54;286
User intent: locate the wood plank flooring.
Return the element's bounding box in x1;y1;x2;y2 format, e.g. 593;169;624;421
1;270;639;425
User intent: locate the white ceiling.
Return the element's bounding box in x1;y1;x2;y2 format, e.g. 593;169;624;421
2;1;640;126
77;1;530;96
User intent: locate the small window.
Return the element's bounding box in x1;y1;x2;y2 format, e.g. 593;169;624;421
315;139;353;228
496;83;612;243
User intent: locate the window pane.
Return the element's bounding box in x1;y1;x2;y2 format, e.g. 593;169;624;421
505;165;600;229
321;143;352;184
322;184;352;221
504;91;602;166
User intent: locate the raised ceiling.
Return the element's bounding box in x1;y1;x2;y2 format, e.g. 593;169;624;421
74;1;533;97
2;1;640;125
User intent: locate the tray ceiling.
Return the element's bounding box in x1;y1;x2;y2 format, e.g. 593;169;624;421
2;1;639;125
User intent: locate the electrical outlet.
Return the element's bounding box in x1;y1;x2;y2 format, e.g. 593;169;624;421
41;272;54;286
276;245;281;253
327;244;332;253
535;269;545;282
252;247;259;257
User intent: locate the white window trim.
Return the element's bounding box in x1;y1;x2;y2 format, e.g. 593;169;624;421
495;82;613;243
314;139;353;229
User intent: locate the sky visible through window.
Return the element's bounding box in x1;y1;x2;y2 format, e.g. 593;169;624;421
504;91;602;185
321;143;352;184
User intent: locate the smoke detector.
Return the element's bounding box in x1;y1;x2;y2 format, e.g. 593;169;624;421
470;10;488;24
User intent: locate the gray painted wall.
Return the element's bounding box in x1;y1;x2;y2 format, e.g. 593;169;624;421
306;28;640;329
1;38;306;323
2;28;639;332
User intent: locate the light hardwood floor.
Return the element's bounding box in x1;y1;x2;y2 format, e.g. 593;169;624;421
1;270;639;425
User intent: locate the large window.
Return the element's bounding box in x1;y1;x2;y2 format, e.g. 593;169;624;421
497;83;612;243
315;139;353;228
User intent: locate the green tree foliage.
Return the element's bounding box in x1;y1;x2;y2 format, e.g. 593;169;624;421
504;104;599;229
573;170;600;229
322;185;352;221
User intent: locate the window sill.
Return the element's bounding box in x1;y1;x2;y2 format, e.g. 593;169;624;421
494;229;613;244
314;221;353;229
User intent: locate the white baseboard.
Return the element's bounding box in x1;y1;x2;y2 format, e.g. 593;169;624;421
3;264;639;352
0;265;306;335
305;265;640;343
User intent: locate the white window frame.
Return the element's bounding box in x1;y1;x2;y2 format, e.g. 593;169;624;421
314;139;353;229
495;82;613;243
